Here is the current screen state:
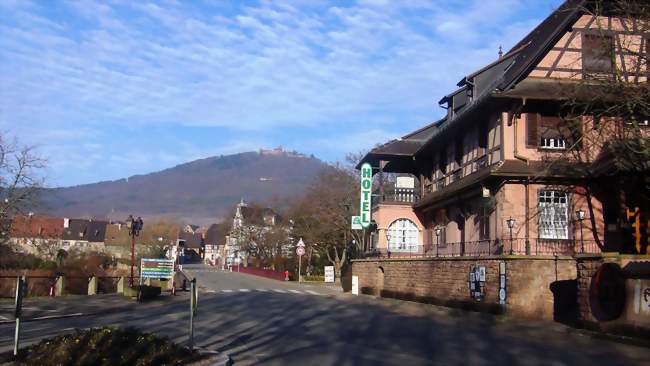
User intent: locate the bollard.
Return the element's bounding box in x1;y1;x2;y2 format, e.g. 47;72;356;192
284;270;289;281
87;276;97;296
182;279;187;292
54;276;65;297
49;281;55;297
116;276;125;294
172;281;176;296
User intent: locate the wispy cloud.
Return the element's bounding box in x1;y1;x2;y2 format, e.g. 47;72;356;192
0;0;562;186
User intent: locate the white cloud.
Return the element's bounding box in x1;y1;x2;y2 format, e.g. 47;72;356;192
0;0;563;185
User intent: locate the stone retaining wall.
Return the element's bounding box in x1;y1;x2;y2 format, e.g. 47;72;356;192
352;256;578;320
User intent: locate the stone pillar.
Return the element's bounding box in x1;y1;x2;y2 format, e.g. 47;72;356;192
116;276;125;294
55;276;65;297
87;276;97;296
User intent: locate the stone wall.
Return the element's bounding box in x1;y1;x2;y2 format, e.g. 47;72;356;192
352;256;578;320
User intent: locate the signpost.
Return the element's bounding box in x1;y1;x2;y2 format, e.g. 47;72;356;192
188;278;197;350
141;258;175;279
297;238;305;283
352;275;359;295
324;266;335;283
13;276;26;357
359;163;372;228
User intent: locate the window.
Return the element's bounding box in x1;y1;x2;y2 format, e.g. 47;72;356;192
537;115;568;150
538;191;569;239
387;219;419;252
582;33;613;75
540;137;566;149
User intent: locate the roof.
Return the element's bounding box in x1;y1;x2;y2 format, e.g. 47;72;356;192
62;219;89;241
240;206;280;226
10;215;64;239
179;231;203;248
84;220;108;243
356;119;442;171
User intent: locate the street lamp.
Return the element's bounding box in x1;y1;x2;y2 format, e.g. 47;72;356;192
576;209;585;253
506;217;515;255
126;215;143;287
435;228;442;257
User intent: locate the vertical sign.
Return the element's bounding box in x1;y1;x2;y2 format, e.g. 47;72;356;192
359;163;372;228
352;275;359;295
324;266;335;283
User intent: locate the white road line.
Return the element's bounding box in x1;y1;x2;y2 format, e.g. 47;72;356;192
288;289;302;294
222;289;233;293
206;290;216;293
256;289;269;292
239;289;251;292
305;290;320;295
272;289;286;293
31;313;83;321
0;315;8;320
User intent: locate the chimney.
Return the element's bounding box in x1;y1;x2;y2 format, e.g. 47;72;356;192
64;218;70;228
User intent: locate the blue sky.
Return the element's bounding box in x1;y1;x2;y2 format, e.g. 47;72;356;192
0;0;563;187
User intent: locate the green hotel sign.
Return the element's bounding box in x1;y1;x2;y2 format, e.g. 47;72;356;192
359;163;372;228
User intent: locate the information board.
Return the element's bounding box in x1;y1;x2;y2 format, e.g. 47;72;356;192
141;258;175;279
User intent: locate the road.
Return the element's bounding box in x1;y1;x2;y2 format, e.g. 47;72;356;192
1;264;649;365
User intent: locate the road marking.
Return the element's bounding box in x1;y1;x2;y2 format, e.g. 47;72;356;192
0;315;8;321
30;313;84;321
272;289;286;293
305;290;320;295
222;290;233;293
288;290;302;294
206;290;216;293
239;289;251;292
256;289;268;292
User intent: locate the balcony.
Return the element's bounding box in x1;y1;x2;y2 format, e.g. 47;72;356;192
364;238;601;258
374;187;420;205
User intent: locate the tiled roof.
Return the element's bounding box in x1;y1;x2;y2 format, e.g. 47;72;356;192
10;215;64;239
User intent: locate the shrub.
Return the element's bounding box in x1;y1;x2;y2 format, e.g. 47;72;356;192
10;327;200;366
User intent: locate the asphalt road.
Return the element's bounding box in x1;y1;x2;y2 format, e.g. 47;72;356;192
1;264;649;365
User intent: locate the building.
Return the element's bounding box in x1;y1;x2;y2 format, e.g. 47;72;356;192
359;0;649;257
226;199;283;267
8;214;64;258
203;223;228;266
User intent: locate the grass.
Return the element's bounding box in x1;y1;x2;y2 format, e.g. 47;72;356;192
5;327;200;366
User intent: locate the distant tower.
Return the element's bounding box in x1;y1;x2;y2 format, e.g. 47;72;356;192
498;45;503;58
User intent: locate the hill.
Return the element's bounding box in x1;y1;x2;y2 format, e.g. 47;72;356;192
37;150;331;224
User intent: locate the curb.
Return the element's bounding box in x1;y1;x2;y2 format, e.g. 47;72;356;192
190;348;232;366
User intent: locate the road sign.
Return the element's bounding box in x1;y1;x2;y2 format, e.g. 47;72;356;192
297;238;305;247
359;163;372;228
296;247;305;256
351;216;363;230
141;258;175;279
324;266;334;283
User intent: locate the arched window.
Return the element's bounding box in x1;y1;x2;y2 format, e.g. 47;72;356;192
387;219;419;252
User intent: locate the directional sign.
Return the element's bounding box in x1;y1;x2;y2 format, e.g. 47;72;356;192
296;247;305;256
141;258;175;279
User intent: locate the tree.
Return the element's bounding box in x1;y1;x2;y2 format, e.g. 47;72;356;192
0;134;45;244
289;167;363;281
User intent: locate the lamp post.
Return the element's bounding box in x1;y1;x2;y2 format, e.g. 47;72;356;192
576;209;585;253
435;228;441;257
506;217;515;255
126;215;143;287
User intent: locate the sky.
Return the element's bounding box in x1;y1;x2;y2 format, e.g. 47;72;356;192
0;0;563;187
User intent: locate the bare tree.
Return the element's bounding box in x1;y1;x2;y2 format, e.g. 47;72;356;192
537;0;649;251
0;134;45;243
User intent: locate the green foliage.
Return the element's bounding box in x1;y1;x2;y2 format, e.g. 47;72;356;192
12;327;199;366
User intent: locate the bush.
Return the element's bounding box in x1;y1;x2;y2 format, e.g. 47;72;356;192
137;285;161;301
303;275;325;282
8;327;200;366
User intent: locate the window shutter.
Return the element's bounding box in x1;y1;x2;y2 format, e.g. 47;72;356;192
526;113;538;147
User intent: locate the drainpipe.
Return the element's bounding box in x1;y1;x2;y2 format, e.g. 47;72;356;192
510;100;531;254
